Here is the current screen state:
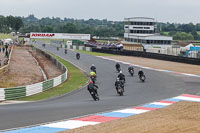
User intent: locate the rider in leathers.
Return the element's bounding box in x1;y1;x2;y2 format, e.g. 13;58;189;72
88;81;99;96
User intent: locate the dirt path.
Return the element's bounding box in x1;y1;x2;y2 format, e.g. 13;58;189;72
107;56;200;75
31;51;63;79
0;46;63;88
60;101;200;133
0;47;43;87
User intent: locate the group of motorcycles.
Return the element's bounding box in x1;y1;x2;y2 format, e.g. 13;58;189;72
115;64;146;96
89;66;99;101
63;48;80;60
128;68;146;82
88;63;146;101
42;45;146;101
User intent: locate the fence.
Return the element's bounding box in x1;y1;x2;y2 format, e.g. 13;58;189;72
65;44;92;52
0;47;68;101
0;46;13;75
92;48;200;65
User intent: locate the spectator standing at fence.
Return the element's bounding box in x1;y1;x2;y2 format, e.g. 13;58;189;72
5;44;8;51
5;50;9;58
0;47;1;53
2;47;5;53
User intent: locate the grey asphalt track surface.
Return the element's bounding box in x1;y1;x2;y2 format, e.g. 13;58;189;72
0;42;200;131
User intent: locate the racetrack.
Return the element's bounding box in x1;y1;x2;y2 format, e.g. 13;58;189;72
0;42;200;131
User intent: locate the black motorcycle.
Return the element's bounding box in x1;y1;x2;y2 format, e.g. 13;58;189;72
42;44;46;48
64;49;67;54
116;84;124;96
116;67;121;73
90;90;99;101
57;47;59;51
139;74;146;82
129;69;134;76
76;53;80;60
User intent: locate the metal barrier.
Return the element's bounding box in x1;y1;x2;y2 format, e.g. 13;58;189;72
92;48;200;65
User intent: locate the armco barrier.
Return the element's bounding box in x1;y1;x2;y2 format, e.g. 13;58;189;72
50;41;92;52
64;44;92;52
0;47;68;101
92;48;200;65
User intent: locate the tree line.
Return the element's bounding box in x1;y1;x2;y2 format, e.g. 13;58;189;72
1;14;200;40
0;15;23;33
19;15;124;37
159;22;200;40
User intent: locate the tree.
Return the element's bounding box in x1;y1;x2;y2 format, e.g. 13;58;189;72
191;31;200;40
14;17;23;31
62;23;78;33
42;25;55;32
173;32;194;40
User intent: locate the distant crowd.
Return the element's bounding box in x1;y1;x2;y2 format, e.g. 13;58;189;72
85;41;123;50
0;41;13;67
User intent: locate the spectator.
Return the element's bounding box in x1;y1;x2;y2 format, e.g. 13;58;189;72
5;44;8;51
2;47;5;53
0;47;1;53
5;50;9;58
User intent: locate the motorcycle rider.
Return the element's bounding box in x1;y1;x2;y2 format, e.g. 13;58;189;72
64;49;67;54
115;62;120;71
118;71;126;83
115;78;124;92
90;64;96;73
138;69;144;78
76;53;80;59
128;65;134;73
88;81;99;96
90;71;96;81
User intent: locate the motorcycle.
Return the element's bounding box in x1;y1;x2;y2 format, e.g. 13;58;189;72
129;69;134;76
116;67;121;73
90;90;99;101
139;74;146;82
76;54;80;60
116;84;124;96
42;44;46;48
64;49;67;54
57;47;59;51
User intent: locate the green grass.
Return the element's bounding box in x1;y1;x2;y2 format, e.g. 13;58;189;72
193;43;200;46
0;33;13;39
161;32;169;36
76;50;114;56
19;54;88;101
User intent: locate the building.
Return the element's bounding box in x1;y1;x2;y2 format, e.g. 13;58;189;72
123;17;172;50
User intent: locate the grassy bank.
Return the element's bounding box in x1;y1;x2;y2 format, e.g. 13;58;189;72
19;54;88;101
0;33;13;39
76;50;114;56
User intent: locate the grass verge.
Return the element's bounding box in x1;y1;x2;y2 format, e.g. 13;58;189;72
76;50;114;56
18;54;88;101
0;33;13;39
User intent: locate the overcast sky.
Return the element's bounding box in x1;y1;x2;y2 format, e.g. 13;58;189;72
0;0;200;23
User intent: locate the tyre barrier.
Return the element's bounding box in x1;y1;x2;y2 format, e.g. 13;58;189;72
0;47;68;101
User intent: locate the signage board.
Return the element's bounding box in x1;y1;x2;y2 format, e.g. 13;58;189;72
30;33;90;40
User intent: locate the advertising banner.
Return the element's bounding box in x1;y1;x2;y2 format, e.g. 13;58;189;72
30;33;90;40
